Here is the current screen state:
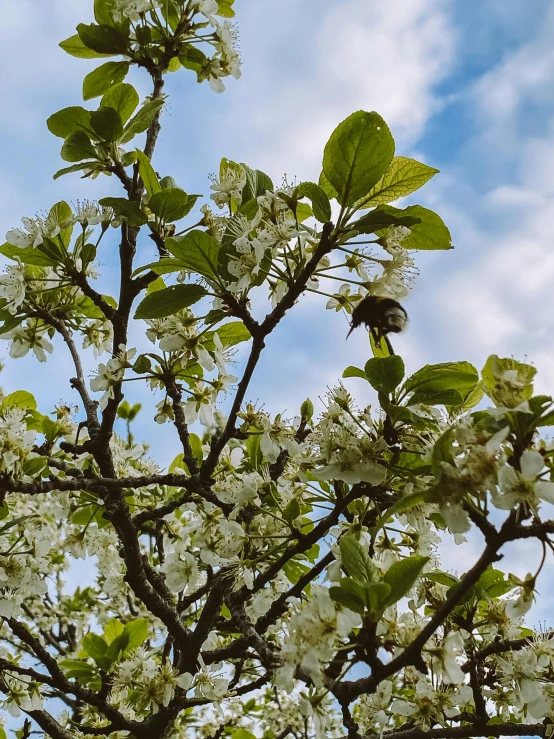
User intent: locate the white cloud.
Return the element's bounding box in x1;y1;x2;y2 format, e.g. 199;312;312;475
430;8;554;376
222;0;456;177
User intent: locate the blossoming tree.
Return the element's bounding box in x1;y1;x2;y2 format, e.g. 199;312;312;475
1;1;554;738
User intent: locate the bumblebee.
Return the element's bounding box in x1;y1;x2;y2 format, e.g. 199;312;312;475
346;295;408;342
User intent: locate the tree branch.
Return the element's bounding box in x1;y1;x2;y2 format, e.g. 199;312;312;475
373;723;547;739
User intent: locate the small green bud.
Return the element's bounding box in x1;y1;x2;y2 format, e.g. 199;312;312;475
300;398;314;421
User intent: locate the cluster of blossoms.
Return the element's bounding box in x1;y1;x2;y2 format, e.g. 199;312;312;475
3;2;554;737
0;407;37;477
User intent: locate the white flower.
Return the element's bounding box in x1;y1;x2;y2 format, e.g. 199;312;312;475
326;284;355;312
73;199;102;226
197;0;218;22
90;345;136;409
160;550;200;593
210;162;246;209
315;459;386;485
6;215;51;248
183;382;215;426
181;656;229;702
382;225;411;251
428;631;466;684
113;0;160;22
0;263;26;314
493;450;554;512
82;319;113;357
7;323;53;362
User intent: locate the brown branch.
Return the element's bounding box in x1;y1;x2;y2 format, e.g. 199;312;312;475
255;550;334;634
7;620;139;732
373;723;547;739
220;291;260;337
101;492;191;651
25;710;75;739
462;631;554;672
0;657;57;689
65;267;118;324
225;598;277;671
335;511;528;704
201;222;335;479
30;308;100;437
164;376;200;475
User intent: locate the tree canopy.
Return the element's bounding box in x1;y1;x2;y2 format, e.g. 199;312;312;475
0;2;553;739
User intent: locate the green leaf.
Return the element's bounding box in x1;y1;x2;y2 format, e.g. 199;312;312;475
447;381;485;414
37;236;65;263
121;98;165;143
351;206;421;234
329;585;366;614
101;82;139;124
0;243;57;267
82;633;110;669
132;258;183;276
53;163;98;180
283;498;301;527
61;131;98;163
481;355;536;409
3;391;37;411
60;659;98;680
296;182;332;223
318;169;338;200
365;356;405;394
149;188;198;223
77;23;129;55
160;0;181;29
47;107;93;139
241;166;274;203
90;106;123;142
72;504;101;527
178;45;209;74
123;618;149;650
103;618;125;644
283;560;310;585
134;284;207;319
22;456;48;477
382;555;429;607
217;0;236;17
146;276;166;294
0;315;24;336
132;354;153;374
106;631;130;663
135;149;161;196
322;111;395;206
365;581;392;620
342;365;366;380
389;205;453;251
59;33;113;59
83;61;129;100
340;536;375;584
246;432;262;470
404;361;479;407
98;197;147;226
424;570;459;587
94;0;116;25
188;433;204;465
356;157;439;209
165;230;220;281
370;332;392;358
371;491;427;536
216;321;251;347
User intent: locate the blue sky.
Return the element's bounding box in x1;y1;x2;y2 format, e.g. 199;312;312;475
1;0;554;625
